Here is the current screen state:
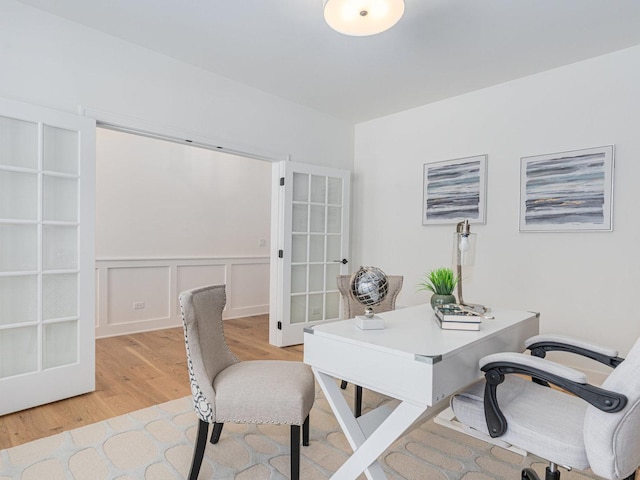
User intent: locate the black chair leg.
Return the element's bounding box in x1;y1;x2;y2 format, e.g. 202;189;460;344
302;415;310;446
355;385;363;418
210;422;224;444
189;420;209;480
291;424;301;480
522;468;541;480
340;381;363;417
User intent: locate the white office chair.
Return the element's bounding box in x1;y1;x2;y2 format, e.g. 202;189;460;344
451;334;640;480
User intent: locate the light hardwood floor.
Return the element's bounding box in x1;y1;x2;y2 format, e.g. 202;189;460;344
0;314;303;450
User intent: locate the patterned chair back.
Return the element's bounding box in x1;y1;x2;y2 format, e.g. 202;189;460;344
178;285;238;422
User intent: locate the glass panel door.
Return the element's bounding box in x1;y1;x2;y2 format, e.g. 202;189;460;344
270;161;350;347
0;97;95;416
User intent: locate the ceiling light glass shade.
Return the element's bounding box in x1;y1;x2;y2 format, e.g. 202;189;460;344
323;0;405;36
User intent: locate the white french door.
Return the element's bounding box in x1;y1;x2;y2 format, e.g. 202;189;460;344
0;97;95;415
270;161;350;347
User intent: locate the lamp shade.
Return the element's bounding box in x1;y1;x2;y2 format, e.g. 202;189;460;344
323;0;405;36
453;219;476;266
453;232;477;266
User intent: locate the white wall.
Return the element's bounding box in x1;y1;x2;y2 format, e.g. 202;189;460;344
0;1;353;169
96;128;271;258
93;129;272;336
354;45;640;374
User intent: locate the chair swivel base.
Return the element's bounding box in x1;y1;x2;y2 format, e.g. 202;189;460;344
521;466;559;480
521;465;637;480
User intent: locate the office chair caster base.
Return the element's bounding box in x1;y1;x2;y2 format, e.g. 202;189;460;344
522;465;637;480
521;466;561;480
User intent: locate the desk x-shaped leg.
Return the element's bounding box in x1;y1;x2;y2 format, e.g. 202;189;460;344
314;369;429;480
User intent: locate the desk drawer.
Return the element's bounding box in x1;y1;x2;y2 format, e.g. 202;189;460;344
304;331;435;406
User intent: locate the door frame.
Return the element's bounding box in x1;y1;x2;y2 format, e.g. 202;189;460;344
80;107;289;163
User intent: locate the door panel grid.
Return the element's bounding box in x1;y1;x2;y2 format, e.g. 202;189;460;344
0;118;80;377
291;173;341;325
0;98;95;415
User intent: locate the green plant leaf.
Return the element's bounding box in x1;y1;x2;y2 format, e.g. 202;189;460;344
417;267;458;295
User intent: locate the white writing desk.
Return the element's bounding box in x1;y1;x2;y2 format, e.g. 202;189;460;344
303;304;539;480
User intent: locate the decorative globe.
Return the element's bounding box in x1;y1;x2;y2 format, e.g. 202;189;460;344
350;266;389;317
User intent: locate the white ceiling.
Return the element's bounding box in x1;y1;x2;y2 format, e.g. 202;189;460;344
17;0;640;123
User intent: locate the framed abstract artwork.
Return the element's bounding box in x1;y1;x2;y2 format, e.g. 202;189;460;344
423;155;487;225
519;145;614;232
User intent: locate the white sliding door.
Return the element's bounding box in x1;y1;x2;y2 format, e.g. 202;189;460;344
270;161;350;346
0;97;95;415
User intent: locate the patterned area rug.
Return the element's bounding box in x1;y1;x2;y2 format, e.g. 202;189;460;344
0;385;602;480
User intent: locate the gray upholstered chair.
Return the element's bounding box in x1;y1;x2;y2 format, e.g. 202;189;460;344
336;274;403;417
336;274;403;320
451;334;640;480
179;285;315;480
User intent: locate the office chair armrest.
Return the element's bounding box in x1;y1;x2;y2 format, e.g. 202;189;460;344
480;352;587;383
479;352;628;438
525;334;624;368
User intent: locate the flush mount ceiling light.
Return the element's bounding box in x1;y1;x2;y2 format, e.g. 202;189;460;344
323;0;405;36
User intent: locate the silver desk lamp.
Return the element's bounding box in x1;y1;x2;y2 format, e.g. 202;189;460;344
453;220;487;313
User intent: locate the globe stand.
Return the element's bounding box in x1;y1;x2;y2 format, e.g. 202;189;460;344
355;311;385;330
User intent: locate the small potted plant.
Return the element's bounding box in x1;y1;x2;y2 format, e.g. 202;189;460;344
418;267;458;308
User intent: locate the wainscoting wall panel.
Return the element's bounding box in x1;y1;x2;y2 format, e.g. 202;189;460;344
95;257;269;338
107;266;171;325
229;262;270;319
175;264;226;315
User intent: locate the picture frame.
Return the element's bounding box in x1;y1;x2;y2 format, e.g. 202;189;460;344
519;145;614;232
423;155;487;225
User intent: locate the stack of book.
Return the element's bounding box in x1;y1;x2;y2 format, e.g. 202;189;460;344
434;305;482;331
